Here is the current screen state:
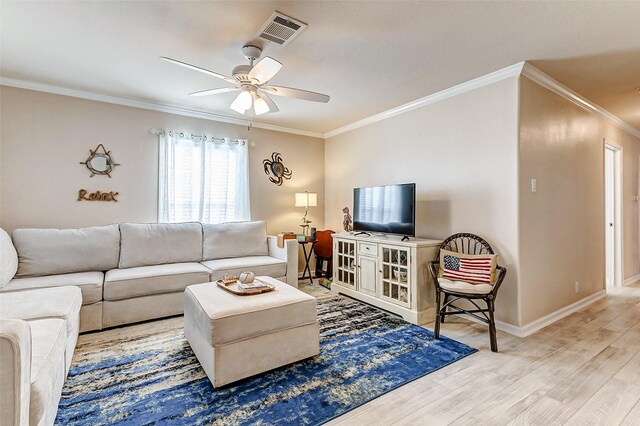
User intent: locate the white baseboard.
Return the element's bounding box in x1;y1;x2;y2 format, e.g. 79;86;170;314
518;290;606;337
460;290;606;338
624;274;640;286
462;314;524;337
494;320;524;337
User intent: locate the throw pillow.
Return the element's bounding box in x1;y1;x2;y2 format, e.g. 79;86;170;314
0;228;18;288
438;249;497;285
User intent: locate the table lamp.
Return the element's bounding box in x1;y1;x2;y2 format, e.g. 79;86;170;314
295;191;317;236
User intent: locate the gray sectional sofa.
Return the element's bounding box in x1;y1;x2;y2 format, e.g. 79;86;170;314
1;220;299;332
0;220;298;425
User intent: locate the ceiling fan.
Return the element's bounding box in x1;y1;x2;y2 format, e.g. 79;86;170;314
161;45;330;116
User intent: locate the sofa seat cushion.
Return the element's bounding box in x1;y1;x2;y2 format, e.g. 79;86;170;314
104;263;211;301
0;286;81;371
0;286;82;326
12;225;120;277
2;272;104;304
28;318;67;426
201;256;286;281
184;278;317;346
438;278;493;294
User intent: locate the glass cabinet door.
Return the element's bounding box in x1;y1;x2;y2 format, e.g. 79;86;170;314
379;244;410;307
335;239;357;289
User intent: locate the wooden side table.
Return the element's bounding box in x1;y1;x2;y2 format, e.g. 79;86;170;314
299;239;317;284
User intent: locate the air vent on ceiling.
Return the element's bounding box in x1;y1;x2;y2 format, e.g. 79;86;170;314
257;11;307;46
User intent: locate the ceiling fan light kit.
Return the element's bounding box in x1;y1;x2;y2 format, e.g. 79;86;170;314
252;93;270;116
162;41;329;117
230;90;253;114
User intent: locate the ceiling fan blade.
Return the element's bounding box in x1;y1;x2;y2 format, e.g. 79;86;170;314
189;87;240;97
254;91;279;114
160;57;236;84
262;85;330;103
248;57;282;84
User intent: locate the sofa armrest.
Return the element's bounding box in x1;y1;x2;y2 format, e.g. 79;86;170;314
267;236;299;288
0;319;31;426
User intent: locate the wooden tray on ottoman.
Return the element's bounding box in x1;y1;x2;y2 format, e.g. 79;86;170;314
215;279;276;296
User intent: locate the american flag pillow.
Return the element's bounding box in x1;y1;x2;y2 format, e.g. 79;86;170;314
439;249;497;284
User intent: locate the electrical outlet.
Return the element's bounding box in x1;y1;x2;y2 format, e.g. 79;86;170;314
575;281;580;294
531;179;537;193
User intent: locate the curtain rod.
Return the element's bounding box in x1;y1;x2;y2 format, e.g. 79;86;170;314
150;129;255;147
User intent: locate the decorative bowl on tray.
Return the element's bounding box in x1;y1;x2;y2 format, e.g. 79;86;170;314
217;274;275;296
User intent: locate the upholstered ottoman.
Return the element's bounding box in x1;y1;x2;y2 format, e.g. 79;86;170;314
184;276;319;387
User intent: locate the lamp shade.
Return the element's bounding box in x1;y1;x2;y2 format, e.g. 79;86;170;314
295;192;318;207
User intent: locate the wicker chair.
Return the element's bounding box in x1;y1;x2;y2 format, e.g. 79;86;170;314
427;233;507;352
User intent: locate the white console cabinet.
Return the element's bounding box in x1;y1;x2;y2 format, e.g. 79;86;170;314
332;233;441;325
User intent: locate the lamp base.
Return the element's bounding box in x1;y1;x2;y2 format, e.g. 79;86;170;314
300;216;312;236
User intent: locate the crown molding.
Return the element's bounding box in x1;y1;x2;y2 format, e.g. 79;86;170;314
0;77;324;139
325;62;640;140
324;62;526;138
5;63;639;141
521;63;640;139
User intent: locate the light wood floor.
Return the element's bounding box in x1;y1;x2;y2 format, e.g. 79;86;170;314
324;281;640;426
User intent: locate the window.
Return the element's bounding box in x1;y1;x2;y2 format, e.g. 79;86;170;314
158;131;250;223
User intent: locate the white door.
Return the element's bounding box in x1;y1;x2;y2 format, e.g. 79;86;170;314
358;255;378;296
605;145;621;289
605;148;614;288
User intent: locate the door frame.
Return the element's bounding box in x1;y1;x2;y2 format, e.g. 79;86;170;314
604;141;623;290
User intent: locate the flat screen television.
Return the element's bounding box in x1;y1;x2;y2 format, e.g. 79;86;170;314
353;183;416;237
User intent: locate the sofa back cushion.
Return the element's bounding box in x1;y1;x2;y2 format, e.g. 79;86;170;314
119;222;203;268
12;225;120;277
202;221;268;260
0;228;18;287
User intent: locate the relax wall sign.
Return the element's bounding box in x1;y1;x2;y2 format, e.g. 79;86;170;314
77;189;119;202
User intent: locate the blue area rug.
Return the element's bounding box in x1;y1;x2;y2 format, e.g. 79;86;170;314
55;284;476;425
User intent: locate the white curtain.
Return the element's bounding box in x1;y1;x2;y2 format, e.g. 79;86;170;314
158;130;250;223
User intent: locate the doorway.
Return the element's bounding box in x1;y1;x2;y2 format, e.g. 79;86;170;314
605;143;622;290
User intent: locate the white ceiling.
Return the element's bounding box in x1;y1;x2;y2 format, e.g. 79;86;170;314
2;1;640;135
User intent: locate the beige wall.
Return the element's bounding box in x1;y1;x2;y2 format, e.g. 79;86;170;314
3;73;638;329
0;87;324;239
518;77;640;325
325;77;521;326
